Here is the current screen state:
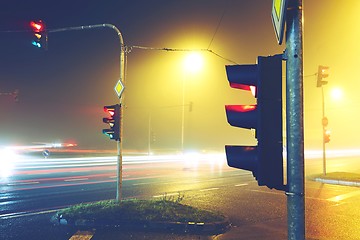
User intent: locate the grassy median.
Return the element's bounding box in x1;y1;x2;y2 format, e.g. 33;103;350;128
56;198;226;223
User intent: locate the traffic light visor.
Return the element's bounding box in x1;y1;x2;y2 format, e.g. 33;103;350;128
226;64;258;86
104;105;117;116
225;105;257;129
225;145;258;172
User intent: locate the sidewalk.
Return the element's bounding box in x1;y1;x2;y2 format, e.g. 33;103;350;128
0;211;74;240
312;172;360;187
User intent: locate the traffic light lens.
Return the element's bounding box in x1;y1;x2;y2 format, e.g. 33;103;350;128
226;105;256;112
31;41;41;48
250;86;256;97
30;21;43;32
104;107;115;116
34;33;42;39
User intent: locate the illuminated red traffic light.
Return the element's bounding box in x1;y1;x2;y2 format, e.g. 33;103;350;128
30;21;44;32
105;107;115;116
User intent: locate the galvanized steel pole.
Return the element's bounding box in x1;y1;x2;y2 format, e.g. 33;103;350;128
285;0;305;239
49;24;125;201
106;24;125;202
321;86;326;175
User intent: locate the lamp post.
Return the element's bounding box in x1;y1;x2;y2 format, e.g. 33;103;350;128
181;52;203;153
181;75;186;153
321;86;327;175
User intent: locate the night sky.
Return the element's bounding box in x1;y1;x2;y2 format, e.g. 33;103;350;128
0;1;359;152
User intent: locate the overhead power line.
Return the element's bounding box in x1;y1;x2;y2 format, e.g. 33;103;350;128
128;45;238;65
207;0;232;50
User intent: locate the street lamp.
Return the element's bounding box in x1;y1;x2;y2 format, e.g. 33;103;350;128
330;87;343;101
183;52;204;73
181;52;204;153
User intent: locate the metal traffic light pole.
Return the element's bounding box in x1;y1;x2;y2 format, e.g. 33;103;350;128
285;0;305;239
321;86;327;176
49;24;125;202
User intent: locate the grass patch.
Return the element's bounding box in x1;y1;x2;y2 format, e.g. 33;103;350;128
56;199;225;223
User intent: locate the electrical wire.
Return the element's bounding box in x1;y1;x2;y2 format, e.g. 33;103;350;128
207;0;232;50
129;45;238;64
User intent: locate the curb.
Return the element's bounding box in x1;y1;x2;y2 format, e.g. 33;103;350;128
314;178;360;187
51;214;230;235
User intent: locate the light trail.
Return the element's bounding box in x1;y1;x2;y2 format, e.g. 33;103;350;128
304;149;360;159
0;153;229;195
6;153;227;172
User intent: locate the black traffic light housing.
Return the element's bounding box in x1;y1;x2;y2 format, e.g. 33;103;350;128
225;54;285;190
317;65;329;87
102;104;120;141
30;20;48;50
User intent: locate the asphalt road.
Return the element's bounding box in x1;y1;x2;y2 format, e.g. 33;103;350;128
1;151;360;239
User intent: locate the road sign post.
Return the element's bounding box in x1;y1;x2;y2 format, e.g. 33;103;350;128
285;0;305;239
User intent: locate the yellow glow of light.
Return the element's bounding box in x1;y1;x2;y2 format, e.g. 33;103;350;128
183;52;204;74
331;87;343;101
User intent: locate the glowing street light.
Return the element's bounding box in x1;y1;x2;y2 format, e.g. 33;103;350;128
181;52;204;153
330;87;343;101
183;52;204;73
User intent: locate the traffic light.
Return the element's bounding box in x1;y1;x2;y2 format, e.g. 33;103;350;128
317;65;329;87
30;20;48;49
324;129;331;143
224;54;285;190
102;104;120;141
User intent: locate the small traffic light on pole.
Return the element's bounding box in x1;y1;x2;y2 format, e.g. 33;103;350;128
30;20;48;50
317;65;329;87
102;104;120;141
224;54;285;190
322;117;330;143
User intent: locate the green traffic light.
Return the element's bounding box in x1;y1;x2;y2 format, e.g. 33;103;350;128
31;41;41;48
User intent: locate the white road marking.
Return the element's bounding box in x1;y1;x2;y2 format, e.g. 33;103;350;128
64;178;88;182
251;189;284;195
153;192;180;198
327;190;360;202
200;187;219;192
235;183;248;187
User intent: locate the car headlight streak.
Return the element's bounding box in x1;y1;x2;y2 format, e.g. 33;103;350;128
0;148;18;178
